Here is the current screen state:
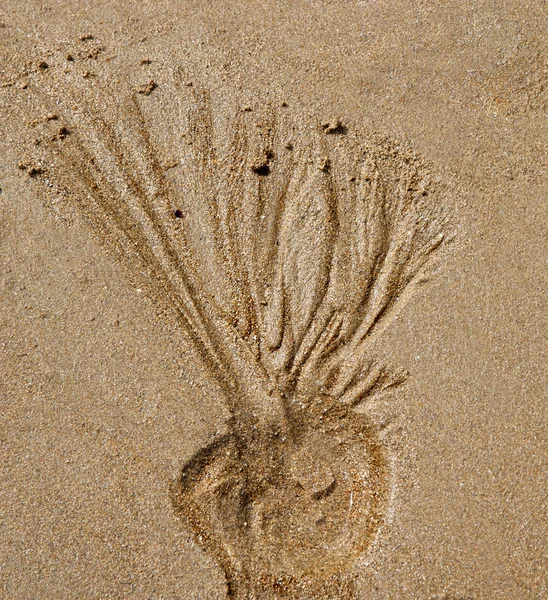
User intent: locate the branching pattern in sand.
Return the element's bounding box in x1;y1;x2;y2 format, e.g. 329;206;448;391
22;51;450;600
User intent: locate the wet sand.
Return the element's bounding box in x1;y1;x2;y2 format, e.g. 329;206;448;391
0;2;546;598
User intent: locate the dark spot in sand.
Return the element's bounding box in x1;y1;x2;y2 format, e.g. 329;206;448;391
321;118;347;135
28;165;43;177
251;164;270;176
137;80;156;96
319;157;331;172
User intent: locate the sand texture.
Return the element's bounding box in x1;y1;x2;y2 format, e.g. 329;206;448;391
0;2;546;599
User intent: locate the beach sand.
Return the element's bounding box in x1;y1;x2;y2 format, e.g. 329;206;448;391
0;2;546;598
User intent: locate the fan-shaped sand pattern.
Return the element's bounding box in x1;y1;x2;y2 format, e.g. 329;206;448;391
22;53;450;599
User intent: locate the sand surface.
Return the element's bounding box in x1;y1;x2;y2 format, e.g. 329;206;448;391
0;1;546;599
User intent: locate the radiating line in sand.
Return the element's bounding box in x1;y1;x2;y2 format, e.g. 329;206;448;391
23;52;451;599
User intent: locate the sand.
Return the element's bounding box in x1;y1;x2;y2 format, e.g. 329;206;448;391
0;1;546;599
